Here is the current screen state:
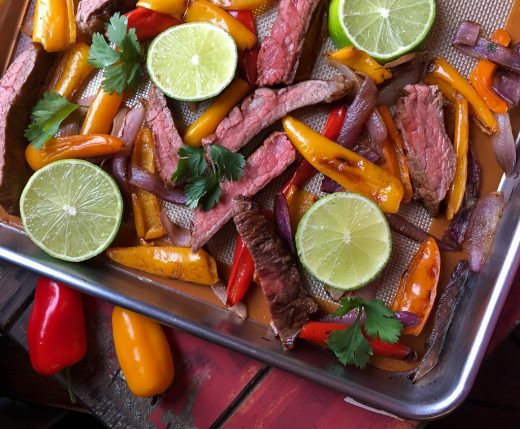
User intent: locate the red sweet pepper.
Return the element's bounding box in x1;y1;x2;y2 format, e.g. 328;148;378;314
226;234;255;306
125;7;182;41
281;105;347;195
228;10;259;87
27;277;88;375
299;321;412;360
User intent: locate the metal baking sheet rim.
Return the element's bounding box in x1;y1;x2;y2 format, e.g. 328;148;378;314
2;160;520;420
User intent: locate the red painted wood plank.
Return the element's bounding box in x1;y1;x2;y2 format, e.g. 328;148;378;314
222;368;417;429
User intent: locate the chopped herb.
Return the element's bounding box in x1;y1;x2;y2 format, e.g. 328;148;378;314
487;42;497;53
24;92;79;149
88;13;143;95
210;144;246;181
326;297;403;368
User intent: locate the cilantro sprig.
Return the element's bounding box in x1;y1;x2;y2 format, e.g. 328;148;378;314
326;298;403;369
88;13;143;95
24;92;79;149
172;144;246;211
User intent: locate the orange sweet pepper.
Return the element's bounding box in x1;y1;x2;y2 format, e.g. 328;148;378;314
326;47;392;84
33;0;76;52
136;0;186;17
284;185;318;232
80;88;124;135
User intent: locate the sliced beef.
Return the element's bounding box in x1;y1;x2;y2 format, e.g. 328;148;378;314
192;132;296;251
395;84;456;216
232;196;318;350
203;76;354;152
145;85;184;183
257;0;322;86
0;44;54;214
76;0;136;38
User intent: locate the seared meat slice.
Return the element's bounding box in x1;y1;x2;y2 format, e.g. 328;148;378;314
203;76;354;152
76;0;136;38
191;132;296;251
145;85;184;183
257;0;322;86
395;84;456;216
0;44;54;214
232;196;318;350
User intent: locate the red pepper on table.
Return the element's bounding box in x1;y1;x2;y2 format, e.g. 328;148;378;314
226;234;255;306
27;277;87;375
281;105;347;195
299;322;412;360
228;10;259;87
125;7;182;41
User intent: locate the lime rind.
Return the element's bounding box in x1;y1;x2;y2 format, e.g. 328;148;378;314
20;159;123;262
147;22;238;101
296;192;391;291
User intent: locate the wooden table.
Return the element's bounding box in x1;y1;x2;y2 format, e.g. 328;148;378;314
1;260;520;428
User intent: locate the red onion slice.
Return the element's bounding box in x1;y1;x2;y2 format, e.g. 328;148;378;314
129;165;186;204
491;113;517;176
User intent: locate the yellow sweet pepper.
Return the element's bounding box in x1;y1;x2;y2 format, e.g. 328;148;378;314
136;0;186;17
446;96;469;221
48;43;93;100
185;0;257;50
184;79;250;147
284;185;317;232
112;306;174;397
282;116;404;213
131;129;166;240
33;0;76;52
208;0;266;9
326;47;392;84
106;246;219;285
426;58;497;134
80;88;124;135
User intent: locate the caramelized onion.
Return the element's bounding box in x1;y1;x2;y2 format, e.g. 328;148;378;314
491;113;517;176
274;192;296;254
129;165;186;204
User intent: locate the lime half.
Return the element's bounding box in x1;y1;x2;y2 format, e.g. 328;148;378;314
296;193;391;290
20;160;123;262
147;22;238;101
329;0;436;61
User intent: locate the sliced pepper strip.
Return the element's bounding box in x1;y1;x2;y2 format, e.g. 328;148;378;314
48;43;93;99
183;79;250;147
285;184;318;232
136;0;186;17
33;0;76;52
209;0;266;10
226;235;255;306
131;129;166;240
391;237;440;336
25;134;123;171
185;0;257;50
423;74;458;104
426;58;498;134
107;246;219;285
80;88;124;135
326;47;392;84
112;306;174;397
282;116;404;213
126;7;182;41
468;29;511;114
446;96;469;221
228;10;259;87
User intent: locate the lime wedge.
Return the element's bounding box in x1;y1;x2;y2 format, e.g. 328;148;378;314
329;0;436;61
147;22;238;101
20;160;123;262
296;193;391;290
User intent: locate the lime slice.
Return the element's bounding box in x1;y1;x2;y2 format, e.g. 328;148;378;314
147;22;238;101
296;193;391;290
329;0;436;61
20;160;123;262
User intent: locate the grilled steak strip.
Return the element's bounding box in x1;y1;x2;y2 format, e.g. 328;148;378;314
192;132;296;251
257;0;322;86
395;84;456;216
232;196;318;350
76;0;136;38
203;76;354;152
145;84;184;183
0;44;54;214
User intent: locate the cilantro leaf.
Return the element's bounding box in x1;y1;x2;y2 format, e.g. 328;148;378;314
335;297;364;317
171;146;208;183
326;317;372;369
185;175;220;210
201;180;222;211
210;144;246;181
171;158;187;183
24;92;79;149
107;13;128;46
363;300;402;343
88;33;120;68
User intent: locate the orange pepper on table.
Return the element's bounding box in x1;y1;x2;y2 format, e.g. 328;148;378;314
80;88;124;135
468;29;511;114
136;0;186;17
446;95;469;221
25;135;123;171
33;0;76;52
391;237;440;336
131;129;166;240
112;306;174;397
326;47;392;84
184;0;257;50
